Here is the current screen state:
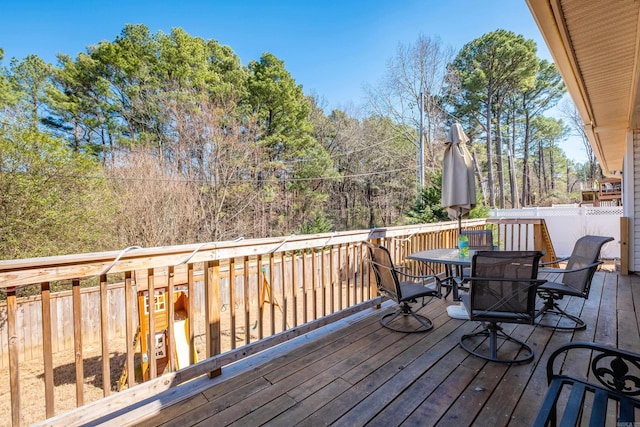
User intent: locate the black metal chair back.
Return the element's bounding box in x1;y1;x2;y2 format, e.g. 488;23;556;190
364;241;439;333
460;250;545;363
536;235;614;330
468;250;544;324
461;229;494;251
561;235;614;296
366;243;402;301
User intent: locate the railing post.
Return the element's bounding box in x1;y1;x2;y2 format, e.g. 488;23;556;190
621;217;629;275
369;238;381;308
205;260;221;378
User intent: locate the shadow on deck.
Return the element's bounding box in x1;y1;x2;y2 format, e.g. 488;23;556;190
114;268;640;426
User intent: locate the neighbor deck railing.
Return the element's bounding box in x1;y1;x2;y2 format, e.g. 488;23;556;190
0;218;551;426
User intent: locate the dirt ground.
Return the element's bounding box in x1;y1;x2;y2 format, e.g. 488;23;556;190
0;304;279;426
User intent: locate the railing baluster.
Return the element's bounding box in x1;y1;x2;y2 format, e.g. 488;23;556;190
147;269;157;380
281;251;288;331
41;281;54;417
124;271;135;390
72;279;84;406
362;244;369;300
519;223;523;249
321;247;327;317
346;244;352;308
511;224;516;250
243;256;250;346
187;263;196;366
330;245;335;313
302;250;308;324
205;260;221;378
355;244;362;301
7;286;20;427
229;258;236;350
256;255;263;340
338;244;343;310
99;274;110;396
311;247;318;320
268;254;276;336
292;251;299;327
167;266;176;372
353;243;359;303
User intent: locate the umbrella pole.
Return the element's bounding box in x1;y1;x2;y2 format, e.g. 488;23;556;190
458;208;462;234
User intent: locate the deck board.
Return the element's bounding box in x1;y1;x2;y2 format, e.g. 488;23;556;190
133;269;640;427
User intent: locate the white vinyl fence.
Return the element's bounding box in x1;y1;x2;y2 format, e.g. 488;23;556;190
490;205;622;260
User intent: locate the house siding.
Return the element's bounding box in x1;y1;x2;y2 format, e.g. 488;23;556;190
632;130;640;271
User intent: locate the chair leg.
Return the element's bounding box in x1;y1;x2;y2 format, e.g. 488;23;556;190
460;322;534;364
536;296;586;331
380;302;434;333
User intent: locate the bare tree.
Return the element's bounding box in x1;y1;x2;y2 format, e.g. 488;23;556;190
109;94;266;247
109;149;203;247
561;99;597;180
365;34;453;174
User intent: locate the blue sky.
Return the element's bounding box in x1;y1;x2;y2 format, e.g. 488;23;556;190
0;0;587;161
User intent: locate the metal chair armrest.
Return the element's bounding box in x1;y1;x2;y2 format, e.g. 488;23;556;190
395;269;441;293
464;277;546;286
538;260;603;275
540;256;570;266
395;270;437;282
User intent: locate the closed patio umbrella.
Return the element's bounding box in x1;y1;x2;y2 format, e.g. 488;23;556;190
441;122;476;321
441;122;476;232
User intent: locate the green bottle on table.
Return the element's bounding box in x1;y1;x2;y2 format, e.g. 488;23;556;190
458;234;469;257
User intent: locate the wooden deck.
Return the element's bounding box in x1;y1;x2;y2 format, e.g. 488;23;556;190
131;268;640;427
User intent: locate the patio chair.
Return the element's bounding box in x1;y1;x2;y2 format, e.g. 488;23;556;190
460;229;494;251
460;250;545;363
532;342;640;427
535;235;614;330
459;228;495;279
364;241;441;333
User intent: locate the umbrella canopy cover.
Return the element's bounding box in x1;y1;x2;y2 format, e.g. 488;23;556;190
441;122;476;221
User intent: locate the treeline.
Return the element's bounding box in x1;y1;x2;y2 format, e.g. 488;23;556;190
0;25;597;259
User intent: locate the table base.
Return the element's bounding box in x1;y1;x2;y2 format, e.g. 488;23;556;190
446;302;469;320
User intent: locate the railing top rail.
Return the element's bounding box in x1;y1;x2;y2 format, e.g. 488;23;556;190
0;220;488;289
486;218;546;225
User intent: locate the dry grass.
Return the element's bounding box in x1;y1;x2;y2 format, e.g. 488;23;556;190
0;340;128;427
0;306;280;426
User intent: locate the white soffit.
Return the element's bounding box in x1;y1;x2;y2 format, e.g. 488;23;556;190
526;0;640;174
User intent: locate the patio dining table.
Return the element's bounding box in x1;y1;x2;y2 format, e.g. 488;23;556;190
407;248;473;319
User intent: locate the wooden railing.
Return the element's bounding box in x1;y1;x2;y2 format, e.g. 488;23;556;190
0;218;552;426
